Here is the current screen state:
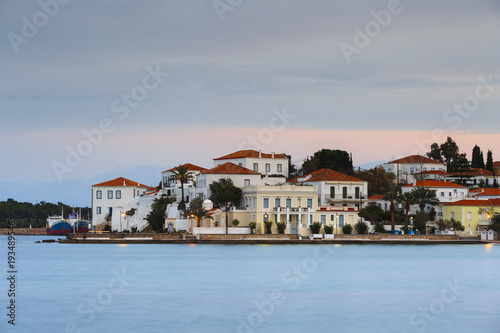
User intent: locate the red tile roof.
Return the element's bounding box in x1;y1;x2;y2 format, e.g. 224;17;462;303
474;188;500;197
201;162;261;175
444;199;500;207
415;170;449;175
214;150;287;160
403;180;467;188
163;163;207;173
368;195;384;200
92;177;149;188
493;161;500;168
448;168;494;177
387;155;444;165
289;168;365;183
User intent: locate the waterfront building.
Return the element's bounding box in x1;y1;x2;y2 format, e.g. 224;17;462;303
161;163;207;203
289;168;368;209
443;199;500;233
91;177;149;228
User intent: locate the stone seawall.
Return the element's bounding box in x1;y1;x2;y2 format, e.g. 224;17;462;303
200;234;300;240
333;234;458;241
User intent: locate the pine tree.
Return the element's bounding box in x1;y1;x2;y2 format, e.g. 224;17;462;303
471;145;485;169
486;150;494;172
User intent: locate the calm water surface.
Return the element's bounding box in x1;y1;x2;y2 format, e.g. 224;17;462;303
0;236;499;333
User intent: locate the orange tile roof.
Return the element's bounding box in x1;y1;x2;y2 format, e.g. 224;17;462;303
444;199;499;207
163;163;207;173
402;180;467;188
92;177;149;188
368;195;384;200
493;161;500;168
415;170;449;175
214;150;287;160
474;188;500;197
289;168;366;183
387;155;444;165
448;168;494;177
201;162;261;175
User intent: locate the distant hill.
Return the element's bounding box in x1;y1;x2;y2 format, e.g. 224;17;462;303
355;160;390;171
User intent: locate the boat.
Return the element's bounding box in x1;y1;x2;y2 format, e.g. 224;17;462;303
46;215;72;235
46;211;91;235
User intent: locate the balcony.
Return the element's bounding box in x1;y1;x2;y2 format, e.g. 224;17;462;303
273;207;311;213
478;219;491;226
325;194;364;202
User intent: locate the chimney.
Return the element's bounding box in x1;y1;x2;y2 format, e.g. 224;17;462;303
259;150;262;158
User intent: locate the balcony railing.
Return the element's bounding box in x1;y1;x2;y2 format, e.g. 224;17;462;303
325;194;365;201
273;207;311;213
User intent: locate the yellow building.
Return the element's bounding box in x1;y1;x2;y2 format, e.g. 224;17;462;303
443;199;500;233
241;184;359;235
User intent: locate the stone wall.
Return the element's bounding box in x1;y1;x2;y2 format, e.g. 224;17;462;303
201;234;300;240
332;234;457;241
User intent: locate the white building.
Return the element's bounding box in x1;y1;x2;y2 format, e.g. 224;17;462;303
446;168;499;187
383;155;446;184
161;163;207;203
401;180;469;219
213;149;289;178
289;168;368;209
91;177;149;229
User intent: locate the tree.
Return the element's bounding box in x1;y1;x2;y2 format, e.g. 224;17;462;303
146;196;174;232
411;187;439;212
383;190;398;232
486;150;494;172
169;165;195;210
209;178;242;208
471;145;485;169
354;166;394;196
440;137;460;171
188;207;213;227
300;149;354;175
360;205;389;223
488;215;500;234
427;143;443;161
354;221;368;234
188;197;203;210
412;211;429;234
397;192;416;228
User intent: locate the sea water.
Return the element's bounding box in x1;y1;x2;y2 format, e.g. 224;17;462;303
0;236;499;333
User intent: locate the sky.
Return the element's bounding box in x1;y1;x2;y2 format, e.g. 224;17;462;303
1;0;499;207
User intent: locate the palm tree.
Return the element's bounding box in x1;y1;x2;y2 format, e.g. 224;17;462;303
397;192;416;228
169;165;195;209
411;186;439;212
188;207;213;228
383;190;398;231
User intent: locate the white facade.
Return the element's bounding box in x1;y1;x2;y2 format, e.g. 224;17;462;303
213;150;289;178
383;155;446;184
160;163;207;203
91;177;149;228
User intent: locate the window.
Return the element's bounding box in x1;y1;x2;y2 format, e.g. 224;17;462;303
96;190;102;199
253;163;258;172
307;198;313;208
265;163;271;173
451;212;455;220
116;190;121;199
423;167;427;172
342;187;348;199
467;212;471;221
96;207;101;214
263;198;269;209
107;190;113;199
275;198;281;207
330;187;335;199
387;168;392;173
239;163;242;166
320;215;326;224
355;187;360;199
286;198;292;207
330;215;335;222
410;167;414;175
244;179;250;187
339;215;344;228
441;192;444;197
277;164;282;173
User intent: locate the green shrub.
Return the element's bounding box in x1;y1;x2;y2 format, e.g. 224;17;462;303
354;221;368;234
249;222;256;234
232;219;240;227
374;222;385;233
103;225;111;232
342;224;353;235
276;222;287;234
310;222;322;234
264;221;273;234
323;225;334;234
